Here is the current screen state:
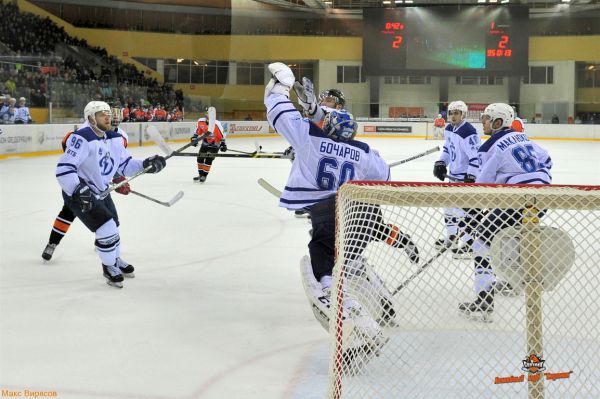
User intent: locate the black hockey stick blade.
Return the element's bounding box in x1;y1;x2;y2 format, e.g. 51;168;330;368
391;245;450;296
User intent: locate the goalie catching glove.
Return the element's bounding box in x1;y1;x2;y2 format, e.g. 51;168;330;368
293;77;317;116
219;142;227;152
264;62;295;100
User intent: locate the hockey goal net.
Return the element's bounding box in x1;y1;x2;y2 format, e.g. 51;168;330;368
328;181;600;399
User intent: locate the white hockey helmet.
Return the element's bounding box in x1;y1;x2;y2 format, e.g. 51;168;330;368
84;101;111;124
437;114;442;118
448;100;468;117
481;103;514;133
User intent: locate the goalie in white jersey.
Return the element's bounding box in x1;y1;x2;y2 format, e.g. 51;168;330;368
265;62;421;368
458;103;552;322
55;101;167;288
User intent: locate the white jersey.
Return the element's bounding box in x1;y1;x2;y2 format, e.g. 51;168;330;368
265;93;390;210
56;122;144;196
476;128;552;185
438;121;480;181
14;106;31;123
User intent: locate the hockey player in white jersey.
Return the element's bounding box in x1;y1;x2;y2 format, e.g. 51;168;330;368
433;100;481;257
55;101;167;288
458;103;552;321
42;104;132;262
265;62;416;368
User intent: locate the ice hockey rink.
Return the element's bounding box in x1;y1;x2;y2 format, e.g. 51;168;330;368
1;136;599;399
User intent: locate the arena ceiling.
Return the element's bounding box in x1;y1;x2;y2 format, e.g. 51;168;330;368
125;0;598;11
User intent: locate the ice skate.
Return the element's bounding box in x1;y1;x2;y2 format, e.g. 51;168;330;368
102;263;124;288
41;243;57;261
495;280;518;297
458;289;494;323
294;209;310;218
434;234;457;251
193;175;207;183
116;257;135;278
451;239;474;259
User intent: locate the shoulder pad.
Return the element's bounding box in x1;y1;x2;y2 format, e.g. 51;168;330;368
73;127;100;142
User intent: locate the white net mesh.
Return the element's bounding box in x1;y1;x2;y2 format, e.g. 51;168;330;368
327;182;600;399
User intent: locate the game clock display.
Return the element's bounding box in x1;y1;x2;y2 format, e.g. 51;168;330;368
363;6;529;76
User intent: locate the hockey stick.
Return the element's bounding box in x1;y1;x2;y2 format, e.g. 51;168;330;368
130;189;184;207
388;146;439;168
172;151;290;159
98;130;194;200
390;245;451;296
257;178;282;197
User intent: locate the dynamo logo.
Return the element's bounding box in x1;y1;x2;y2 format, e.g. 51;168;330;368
99;153;115;176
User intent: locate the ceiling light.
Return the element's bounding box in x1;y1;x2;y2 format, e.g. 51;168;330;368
383;0;391;4
395;0;403;3
404;0;413;3
488;0;498;3
501;0;509;3
561;0;571;2
478;0;486;3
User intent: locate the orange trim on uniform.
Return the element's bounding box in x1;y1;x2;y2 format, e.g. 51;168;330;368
53;219;71;233
386;224;400;246
511;119;524;132
61;131;74;152
197;164;211;172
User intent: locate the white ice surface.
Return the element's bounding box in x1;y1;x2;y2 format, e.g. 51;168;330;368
1;137;598;399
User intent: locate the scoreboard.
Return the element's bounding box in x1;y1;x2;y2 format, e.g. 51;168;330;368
363;6;529;76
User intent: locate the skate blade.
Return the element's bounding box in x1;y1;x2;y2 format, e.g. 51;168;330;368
106;279;124;288
451;252;473;260
458;309;493;323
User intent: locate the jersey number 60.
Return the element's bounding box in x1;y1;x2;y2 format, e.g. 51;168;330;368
317;157;355;190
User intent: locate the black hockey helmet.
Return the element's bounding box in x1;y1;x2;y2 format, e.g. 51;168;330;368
318;89;346;107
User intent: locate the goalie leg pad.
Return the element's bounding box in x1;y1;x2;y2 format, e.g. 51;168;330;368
300;256;388;366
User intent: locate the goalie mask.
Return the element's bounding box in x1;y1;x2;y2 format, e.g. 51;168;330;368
111;105;123;127
323;110;357;142
318;89;346;107
481;103;514;135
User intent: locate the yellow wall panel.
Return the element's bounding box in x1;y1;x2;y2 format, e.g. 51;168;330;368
529;36;600;62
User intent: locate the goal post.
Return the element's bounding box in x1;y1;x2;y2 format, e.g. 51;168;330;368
328;181;600;399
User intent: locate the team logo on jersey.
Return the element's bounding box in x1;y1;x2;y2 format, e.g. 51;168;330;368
99;152;114;176
521;353;546;374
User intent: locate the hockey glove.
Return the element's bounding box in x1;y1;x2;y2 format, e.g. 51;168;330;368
143;155;167;174
219;142;227;152
190;134;200;147
464;174;476;183
73;183;95;213
283;145;295;162
293;77;317;116
433;161;447;181
112;175;131;195
264;62;295;100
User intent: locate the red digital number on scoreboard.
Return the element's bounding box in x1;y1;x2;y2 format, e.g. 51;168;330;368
487;22;513;58
381;21;405;49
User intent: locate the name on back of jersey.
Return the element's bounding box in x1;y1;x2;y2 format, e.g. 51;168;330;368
497;133;529;151
319;141;360;161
